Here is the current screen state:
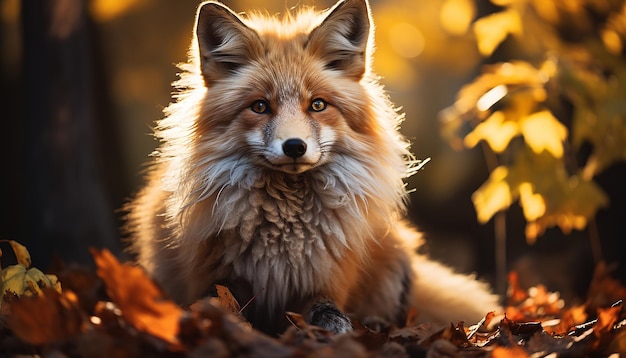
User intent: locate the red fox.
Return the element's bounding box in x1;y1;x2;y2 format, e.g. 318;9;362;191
125;0;500;335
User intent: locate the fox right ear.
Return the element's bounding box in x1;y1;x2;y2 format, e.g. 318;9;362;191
307;0;372;80
194;1;262;82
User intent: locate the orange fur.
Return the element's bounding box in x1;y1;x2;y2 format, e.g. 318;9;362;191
125;0;500;335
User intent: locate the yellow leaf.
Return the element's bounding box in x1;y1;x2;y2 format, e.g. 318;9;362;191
473;9;522;56
518;182;546;221
0;264;27;297
9;240;31;268
519;110;568;157
472;166;513;223
464;111;519;152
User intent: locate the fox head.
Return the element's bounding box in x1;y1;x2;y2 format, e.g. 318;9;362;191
157;0;415;236
186;0;377;175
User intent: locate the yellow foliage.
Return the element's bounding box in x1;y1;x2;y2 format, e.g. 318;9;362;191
442;0;625;242
464;111;519;152
519;110;568;157
469;149;609;241
452;61;548;115
473;9;523;56
472;167;512;223
518;182;546;221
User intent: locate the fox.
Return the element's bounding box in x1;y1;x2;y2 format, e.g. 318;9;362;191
125;0;501;335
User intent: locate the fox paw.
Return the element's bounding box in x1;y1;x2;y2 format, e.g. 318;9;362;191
308;301;352;334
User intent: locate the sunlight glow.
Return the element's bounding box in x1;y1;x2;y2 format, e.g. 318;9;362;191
389;23;425;59
477;84;508;111
90;0;146;22
440;0;475;36
601;29;622;54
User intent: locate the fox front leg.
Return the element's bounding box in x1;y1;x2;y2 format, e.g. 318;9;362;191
306;299;353;334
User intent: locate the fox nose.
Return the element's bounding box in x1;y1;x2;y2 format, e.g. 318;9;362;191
282;138;307;158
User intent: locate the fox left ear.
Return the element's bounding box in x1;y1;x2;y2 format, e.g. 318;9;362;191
194;1;263;83
307;0;372;79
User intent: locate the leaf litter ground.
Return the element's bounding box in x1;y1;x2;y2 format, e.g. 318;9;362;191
1;247;625;357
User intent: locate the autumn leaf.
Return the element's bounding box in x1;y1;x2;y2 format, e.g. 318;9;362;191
519;110;568;158
285;311;309;330
8;240;32;268
491;346;530;357
473;9;522;56
8;288;84;345
90;248;183;345
214;284;242;316
451;61;548;115
464;111;519;152
472;166;513;223
1;264;62;300
527;175;609;241
518;182;546;221
471;147;609;241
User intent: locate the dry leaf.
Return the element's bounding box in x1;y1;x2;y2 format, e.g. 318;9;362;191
9;241;32;269
9;288;84;345
90;248;183;345
0;264;62;299
214;284;241;316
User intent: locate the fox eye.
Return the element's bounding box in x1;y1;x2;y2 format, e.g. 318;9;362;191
310;98;327;112
250;100;270;114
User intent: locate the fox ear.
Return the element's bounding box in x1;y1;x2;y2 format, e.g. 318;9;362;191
307;0;372;79
194;1;262;82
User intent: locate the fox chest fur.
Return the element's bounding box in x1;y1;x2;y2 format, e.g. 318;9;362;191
204;171;365;298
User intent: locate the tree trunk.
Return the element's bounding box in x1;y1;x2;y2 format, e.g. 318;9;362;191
20;0;123;268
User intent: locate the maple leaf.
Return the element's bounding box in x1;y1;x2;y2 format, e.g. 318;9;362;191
90;248;183;345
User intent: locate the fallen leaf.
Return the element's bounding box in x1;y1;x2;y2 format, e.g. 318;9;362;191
90;248;183;345
0;264;62;299
8;288;84;345
491;345;530;357
214;284;241;316
9;241;32;269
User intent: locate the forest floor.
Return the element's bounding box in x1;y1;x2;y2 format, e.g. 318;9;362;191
1;244;625;357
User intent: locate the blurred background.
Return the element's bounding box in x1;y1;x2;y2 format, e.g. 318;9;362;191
1;0;624;304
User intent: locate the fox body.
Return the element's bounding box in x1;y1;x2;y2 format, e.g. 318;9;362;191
126;0;500;334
